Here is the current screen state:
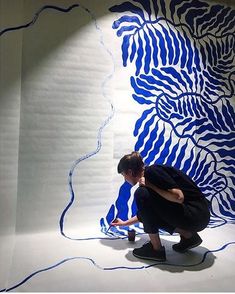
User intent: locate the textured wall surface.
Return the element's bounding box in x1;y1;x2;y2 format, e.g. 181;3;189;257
0;0;23;288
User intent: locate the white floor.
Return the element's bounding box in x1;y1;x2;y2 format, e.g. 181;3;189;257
2;223;235;292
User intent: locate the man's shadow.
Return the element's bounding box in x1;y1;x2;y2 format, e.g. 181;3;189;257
100;234;216;273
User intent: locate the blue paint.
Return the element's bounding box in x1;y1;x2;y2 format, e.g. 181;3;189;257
58;4;117;240
106;0;235;228
0;4;80;37
3;241;235;291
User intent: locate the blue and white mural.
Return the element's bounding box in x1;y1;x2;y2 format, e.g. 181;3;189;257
101;0;235;233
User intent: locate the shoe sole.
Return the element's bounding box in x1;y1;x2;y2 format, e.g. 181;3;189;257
172;239;202;253
132;252;166;262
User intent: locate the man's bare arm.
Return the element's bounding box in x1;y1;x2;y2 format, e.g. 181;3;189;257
145;180;184;204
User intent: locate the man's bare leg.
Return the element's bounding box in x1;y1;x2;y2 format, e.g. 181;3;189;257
149;233;162;250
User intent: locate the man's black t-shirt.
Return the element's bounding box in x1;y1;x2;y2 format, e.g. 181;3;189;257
144;164;204;202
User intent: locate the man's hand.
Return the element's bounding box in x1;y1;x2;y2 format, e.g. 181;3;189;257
110;218;126;227
170;188;184;203
110;216;139;227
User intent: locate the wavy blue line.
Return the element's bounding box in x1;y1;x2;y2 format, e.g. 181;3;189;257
183;31;193;74
207;65;231;86
177;29;188;69
130;35;137;62
214;107;230;132
222;37;227;55
147;24;159;67
0;0;119;241
210;194;230;227
116;16;235;46
135;76;159;92
109;2;146;20
169;27;181;65
204;83;221;95
186;97;194;116
195;158;211;184
216;9;235;35
147;124;166;163
174;139;189;169
117;25;139;37
143;29;151;74
0;4;80;36
222;17;235;34
159;0;167;17
194;43;201;72
155;103;228;190
150;70;178;94
58;5;116;240
136;32;144;75
134;0;152;17
212;39;219;65
222;101;235;128
181;70;193;91
219;54;235;66
140;118;160;158
112;15;142;29
4;241;235;291
185;8;203;33
132;77;156;96
201;5;226;33
135;114;157;151
5;256;102;292
122;35;131;66
154;26;167;65
0;2;126;292
161;67;187;89
158;131;173;164
159;101;171;116
169;0;182;21
177;0;209;19
134;107;155;137
159;24;174;65
113;15;234;81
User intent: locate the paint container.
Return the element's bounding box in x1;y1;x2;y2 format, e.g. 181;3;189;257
128;229;136;242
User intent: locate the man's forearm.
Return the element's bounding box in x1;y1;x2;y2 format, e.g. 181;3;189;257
124;216;139;226
146;182;184;203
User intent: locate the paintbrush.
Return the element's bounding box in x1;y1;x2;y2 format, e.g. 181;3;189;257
105;214;119;234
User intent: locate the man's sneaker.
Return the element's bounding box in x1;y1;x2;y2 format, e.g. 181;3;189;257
172;233;202;253
133;242;166;261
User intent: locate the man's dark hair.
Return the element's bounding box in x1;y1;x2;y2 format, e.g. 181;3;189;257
117;151;144;177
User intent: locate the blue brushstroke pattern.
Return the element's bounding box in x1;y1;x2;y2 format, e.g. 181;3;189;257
105;0;235;231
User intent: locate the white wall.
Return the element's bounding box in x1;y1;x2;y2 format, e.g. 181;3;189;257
0;0;23;288
0;0;141;238
0;0;140;287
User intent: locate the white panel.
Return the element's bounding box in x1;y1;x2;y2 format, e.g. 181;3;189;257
0;0;23;289
15;0;139;235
